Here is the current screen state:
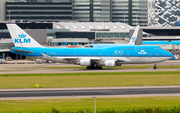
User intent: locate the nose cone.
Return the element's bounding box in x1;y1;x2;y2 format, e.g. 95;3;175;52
165;50;174;60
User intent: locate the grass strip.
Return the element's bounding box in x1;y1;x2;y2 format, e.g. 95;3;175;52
0;71;180;88
0;71;180;77
0;96;180;113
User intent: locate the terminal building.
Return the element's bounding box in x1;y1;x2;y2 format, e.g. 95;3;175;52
6;0;72;22
0;0;180;27
53;22;133;45
0;0;149;26
72;0;148;26
148;0;180;27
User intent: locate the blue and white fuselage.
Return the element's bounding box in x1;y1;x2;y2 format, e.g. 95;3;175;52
7;24;173;69
11;44;173;64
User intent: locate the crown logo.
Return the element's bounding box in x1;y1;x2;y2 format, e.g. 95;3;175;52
18;33;26;38
132;37;136;42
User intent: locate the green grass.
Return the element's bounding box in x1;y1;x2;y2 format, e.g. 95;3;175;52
0;96;180;113
0;71;180;89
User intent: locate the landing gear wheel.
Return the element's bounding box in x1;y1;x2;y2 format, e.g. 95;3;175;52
96;66;103;69
86;66;90;69
86;66;94;70
153;65;157;70
86;66;103;70
99;66;103;69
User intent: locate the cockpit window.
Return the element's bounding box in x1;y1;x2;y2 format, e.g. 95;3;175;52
84;45;93;48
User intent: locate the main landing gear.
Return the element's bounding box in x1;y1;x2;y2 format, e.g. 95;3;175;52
86;64;103;70
86;66;102;69
153;64;157;70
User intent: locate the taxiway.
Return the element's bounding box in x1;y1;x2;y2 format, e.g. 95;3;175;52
1;86;180;100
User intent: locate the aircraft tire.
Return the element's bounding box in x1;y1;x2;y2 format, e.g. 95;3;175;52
87;66;103;70
86;66;94;70
86;66;90;69
96;66;103;69
153;66;157;70
99;66;103;69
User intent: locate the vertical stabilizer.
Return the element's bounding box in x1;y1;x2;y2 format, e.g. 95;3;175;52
128;25;140;45
6;24;42;47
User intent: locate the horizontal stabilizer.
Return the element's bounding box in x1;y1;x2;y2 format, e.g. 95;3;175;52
11;49;34;53
0;49;11;52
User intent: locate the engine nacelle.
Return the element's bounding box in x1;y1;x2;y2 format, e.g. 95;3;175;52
80;59;91;66
104;60;116;67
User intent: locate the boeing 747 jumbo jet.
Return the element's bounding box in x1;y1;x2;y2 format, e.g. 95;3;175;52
7;24;173;69
84;25;140;48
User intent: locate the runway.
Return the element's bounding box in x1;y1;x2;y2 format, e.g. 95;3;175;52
0;61;179;74
0;60;179;74
1;86;180;100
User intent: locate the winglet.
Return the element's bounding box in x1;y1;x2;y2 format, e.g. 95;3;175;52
128;25;140;45
6;24;42;47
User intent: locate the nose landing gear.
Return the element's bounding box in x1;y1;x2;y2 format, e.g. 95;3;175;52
153;64;157;70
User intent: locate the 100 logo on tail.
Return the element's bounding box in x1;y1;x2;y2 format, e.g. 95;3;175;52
14;33;31;43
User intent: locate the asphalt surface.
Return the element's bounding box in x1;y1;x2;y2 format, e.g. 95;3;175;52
0;60;180;100
3;60;180;67
0;60;179;74
1;86;180;100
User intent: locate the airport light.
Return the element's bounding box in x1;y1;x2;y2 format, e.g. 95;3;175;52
92;96;96;113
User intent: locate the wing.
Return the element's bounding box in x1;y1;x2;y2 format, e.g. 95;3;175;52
0;49;11;52
41;56;101;61
117;57;132;62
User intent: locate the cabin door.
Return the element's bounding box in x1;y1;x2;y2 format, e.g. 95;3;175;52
98;52;101;57
74;52;77;56
149;53;152;57
135;46;139;52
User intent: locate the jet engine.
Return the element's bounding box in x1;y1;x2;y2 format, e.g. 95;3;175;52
104;60;116;67
80;59;91;66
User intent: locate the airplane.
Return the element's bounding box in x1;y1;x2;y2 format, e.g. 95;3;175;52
83;25;140;48
7;24;173;69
